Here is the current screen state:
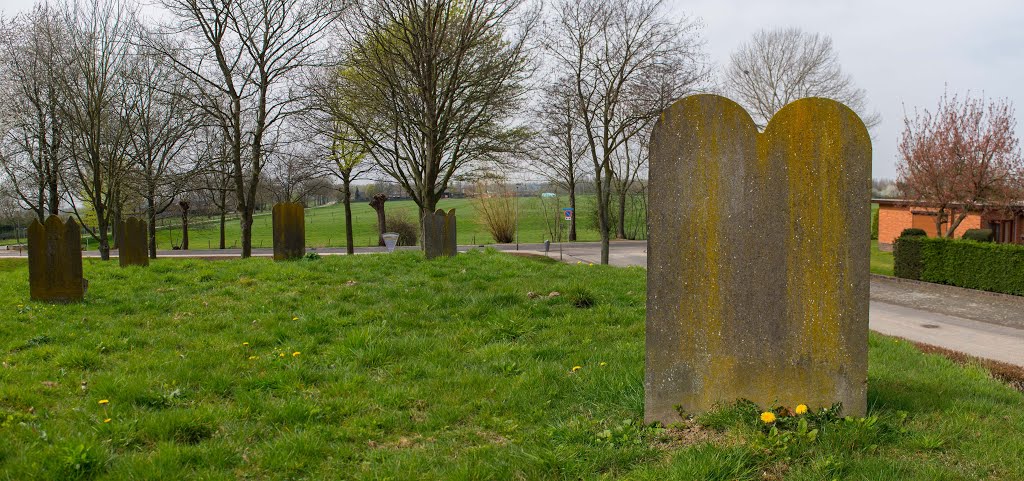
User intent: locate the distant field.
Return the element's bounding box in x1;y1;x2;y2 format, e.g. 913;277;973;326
138;196;626;250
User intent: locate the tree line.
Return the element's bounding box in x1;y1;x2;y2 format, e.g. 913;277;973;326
1;0;892;263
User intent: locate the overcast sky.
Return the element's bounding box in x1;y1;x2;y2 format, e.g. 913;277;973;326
680;0;1024;179
3;0;1022;179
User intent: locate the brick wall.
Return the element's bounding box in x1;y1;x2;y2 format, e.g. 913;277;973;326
878;204;983;248
878;205;911;247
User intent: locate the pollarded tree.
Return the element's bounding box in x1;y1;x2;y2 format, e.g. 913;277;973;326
897;91;1024;237
333;0;533;226
724;27;880;130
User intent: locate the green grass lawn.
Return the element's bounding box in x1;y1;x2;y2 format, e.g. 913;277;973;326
871;240;894;276
1;253;1022;479
141;196;624;250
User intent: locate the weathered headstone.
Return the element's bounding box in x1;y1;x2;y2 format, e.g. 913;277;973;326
272;202;305;260
28;216;86;303
423;209;457;259
118;217;149;267
645;95;870;424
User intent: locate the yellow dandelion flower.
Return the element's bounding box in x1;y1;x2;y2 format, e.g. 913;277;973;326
571;366;582;372
292;351;301;357
588;263;593;266
292;316;299;321
760;411;776;424
279;352;285;358
795;404;808;415
242;342;249;347
103;418;111;423
599;362;607;367
98;399;109;405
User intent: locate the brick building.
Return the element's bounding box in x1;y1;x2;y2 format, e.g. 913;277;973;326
876;199;1024;249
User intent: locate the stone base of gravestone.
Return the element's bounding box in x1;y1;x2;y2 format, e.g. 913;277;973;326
423;209;457;259
272;202;306;260
118;217;149;267
645;94;870;424
28;216;86;303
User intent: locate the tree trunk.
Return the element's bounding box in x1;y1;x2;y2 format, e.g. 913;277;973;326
343;182;354;255
219;210;226;249
98;219;111;261
219;187;227;249
147;197;157;259
240;207;253;257
616;188;627;240
180;201;190;250
597;163;613;265
569;187;577;241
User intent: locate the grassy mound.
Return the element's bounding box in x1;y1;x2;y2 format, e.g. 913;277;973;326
0;252;1021;479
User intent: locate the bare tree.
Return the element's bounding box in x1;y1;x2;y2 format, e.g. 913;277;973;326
325;124;373;254
897;91;1023;236
124;36;200;258
545;0;710;264
725;27;881;130
157;0;346;257
195;125;236;249
610;126;648;239
526;78;589;241
0;5;67;221
54;0;137;261
331;0;533;231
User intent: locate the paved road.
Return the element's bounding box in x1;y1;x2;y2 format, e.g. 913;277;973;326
5;240;1022;366
514;241;1024;367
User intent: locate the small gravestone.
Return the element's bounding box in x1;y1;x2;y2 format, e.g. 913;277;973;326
118;217;149;267
423;209;457;259
645;95;870;424
28;216;86;303
272;202;305;260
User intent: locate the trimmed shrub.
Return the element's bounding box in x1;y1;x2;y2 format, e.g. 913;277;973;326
900;228;927;238
962;229;994;242
894;236;1024;295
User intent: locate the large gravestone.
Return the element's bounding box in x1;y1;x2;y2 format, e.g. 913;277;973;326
645;95;870;424
118;217;149;267
423;209;457;259
28;216;86;303
272;202;305;260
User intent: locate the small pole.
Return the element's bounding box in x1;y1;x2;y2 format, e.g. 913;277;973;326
514;184;520;250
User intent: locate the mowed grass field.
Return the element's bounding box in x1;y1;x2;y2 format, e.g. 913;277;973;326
146;196;618;250
1;252;1023;479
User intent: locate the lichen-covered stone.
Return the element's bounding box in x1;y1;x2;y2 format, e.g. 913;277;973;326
118;217;149;267
423;209;457;259
28;216;86;302
272;202;306;260
645;95;871;424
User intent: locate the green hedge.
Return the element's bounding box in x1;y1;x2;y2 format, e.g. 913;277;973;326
893;236;1024;295
962;228;993;242
871;208;879;240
